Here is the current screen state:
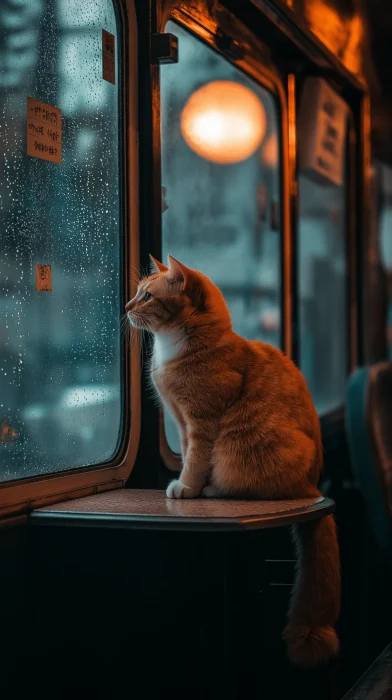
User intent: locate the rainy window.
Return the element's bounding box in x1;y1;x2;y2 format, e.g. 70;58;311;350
0;0;123;482
161;21;281;454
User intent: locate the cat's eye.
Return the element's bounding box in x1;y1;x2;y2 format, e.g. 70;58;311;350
143;292;152;302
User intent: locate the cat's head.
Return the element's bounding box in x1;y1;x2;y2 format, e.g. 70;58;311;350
125;255;231;335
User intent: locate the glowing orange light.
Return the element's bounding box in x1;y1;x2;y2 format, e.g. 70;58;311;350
180;81;266;164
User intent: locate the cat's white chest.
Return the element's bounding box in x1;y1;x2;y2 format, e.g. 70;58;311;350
153;333;182;374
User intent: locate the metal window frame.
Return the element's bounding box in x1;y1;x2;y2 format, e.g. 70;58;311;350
293;76;355;417
156;6;291;471
299;83;368;430
0;0;141;519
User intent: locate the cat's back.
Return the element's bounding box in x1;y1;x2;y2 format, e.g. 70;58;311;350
214;336;322;485
247;339;308;388
239;338;319;428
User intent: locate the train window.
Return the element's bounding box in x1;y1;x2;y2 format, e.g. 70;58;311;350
298;174;348;414
0;0;123;482
160;20;282;454
298;111;348;415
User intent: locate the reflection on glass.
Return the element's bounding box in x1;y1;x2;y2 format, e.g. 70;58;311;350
0;0;122;482
298;174;347;414
161;21;281;453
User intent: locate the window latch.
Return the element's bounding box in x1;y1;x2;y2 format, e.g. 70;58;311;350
151;33;179;64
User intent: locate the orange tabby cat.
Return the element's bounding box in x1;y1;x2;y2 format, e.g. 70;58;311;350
126;254;340;668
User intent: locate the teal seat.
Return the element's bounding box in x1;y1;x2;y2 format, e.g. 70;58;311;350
346;364;392;556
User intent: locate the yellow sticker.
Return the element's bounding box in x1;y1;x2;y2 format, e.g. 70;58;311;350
35;264;52;292
102;29;115;84
27;97;62;164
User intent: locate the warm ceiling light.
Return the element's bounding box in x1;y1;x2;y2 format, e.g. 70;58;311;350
180;80;266;165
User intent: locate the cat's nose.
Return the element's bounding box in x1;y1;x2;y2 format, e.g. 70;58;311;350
125;299;133;312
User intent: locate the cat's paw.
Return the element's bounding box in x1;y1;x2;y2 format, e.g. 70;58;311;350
166;479;199;499
201;484;221;498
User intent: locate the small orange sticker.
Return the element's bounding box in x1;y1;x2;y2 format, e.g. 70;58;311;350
102;29;115;84
27;97;62;164
36;264;52;292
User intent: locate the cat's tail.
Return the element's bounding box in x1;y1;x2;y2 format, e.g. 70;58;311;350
283;512;341;667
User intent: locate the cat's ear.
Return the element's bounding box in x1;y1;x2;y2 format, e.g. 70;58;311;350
167;255;191;291
149;254;168;274
168;255;207;309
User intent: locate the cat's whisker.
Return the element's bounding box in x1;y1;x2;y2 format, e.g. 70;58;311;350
119;314;129;333
139;263;150;280
139;326;153;365
130;263;141;281
120;315;131;341
134;312;154;336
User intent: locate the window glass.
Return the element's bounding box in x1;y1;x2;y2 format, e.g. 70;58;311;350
298;167;347;414
161;21;282;453
0;0;123;482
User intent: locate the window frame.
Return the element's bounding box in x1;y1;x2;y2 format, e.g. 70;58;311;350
157;8;291;470
319;92;368;438
0;0;140;519
294;79;353;419
292;80;368;452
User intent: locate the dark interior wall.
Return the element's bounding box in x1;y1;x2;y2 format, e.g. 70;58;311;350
25;524;261;700
25;522;308;700
21;518;355;700
0;497;388;700
0;520;28;691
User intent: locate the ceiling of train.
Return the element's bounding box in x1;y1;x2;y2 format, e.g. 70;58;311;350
273;0;392;159
179;0;392;160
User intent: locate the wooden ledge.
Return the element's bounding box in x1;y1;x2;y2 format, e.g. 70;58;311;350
30;489;334;532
